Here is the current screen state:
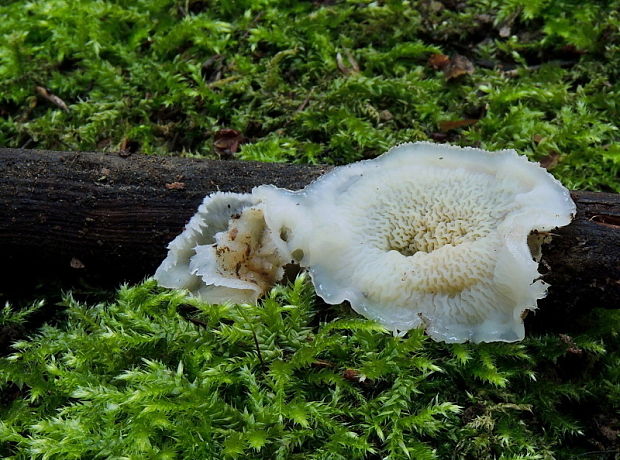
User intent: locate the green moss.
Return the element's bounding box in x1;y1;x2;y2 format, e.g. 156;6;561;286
1;0;619;190
1;278;619;459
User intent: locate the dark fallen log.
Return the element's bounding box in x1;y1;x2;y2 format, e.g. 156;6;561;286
0;148;329;296
0;148;618;324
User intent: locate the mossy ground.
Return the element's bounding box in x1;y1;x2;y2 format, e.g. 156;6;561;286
2;0;619;190
2;278;620;459
1;0;619;458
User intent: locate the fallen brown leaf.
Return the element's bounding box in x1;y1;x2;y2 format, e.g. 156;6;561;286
444;54;475;80
438;119;478;132
342;368;362;382
311;360;335;368
539;151;560;170
165;182;186;190
214;129;245;159
428;53;450;70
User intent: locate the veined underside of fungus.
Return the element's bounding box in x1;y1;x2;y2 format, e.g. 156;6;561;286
155;142;576;343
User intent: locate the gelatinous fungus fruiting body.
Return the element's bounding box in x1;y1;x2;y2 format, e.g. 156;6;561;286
155;142;576;343
154;192;291;305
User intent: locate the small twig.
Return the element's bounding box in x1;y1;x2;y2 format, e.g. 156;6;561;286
241;11;265;40
502;60;578;78
35;86;69;112
250;326;265;368
295;88;314;114
187;316;208;328
589;214;620;228
282;88;315;128
208;75;242;88
235;306;265;369
19;138;34;149
177;304;209;328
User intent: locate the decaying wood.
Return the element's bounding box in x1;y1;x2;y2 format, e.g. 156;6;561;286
535;190;620;327
0;148;618;323
0;148;328;294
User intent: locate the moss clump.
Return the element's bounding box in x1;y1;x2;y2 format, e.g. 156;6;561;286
1;277;619;459
1;0;619;190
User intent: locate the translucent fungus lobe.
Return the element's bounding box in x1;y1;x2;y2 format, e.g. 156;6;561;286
156;142;576;343
255;142;576;342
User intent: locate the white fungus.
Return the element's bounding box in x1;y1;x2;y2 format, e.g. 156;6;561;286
155;142;575;343
254;142;576;343
154;192;291;304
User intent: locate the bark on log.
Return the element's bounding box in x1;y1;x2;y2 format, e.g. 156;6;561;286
0;148;329;295
1;148;618;324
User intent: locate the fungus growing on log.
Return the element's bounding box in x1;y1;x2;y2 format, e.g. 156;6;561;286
156;142;576;343
154;192;291;304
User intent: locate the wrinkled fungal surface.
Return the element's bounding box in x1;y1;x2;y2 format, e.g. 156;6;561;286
256;142;576;343
154;192;290;304
156;142;575;343
191;206;291;302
